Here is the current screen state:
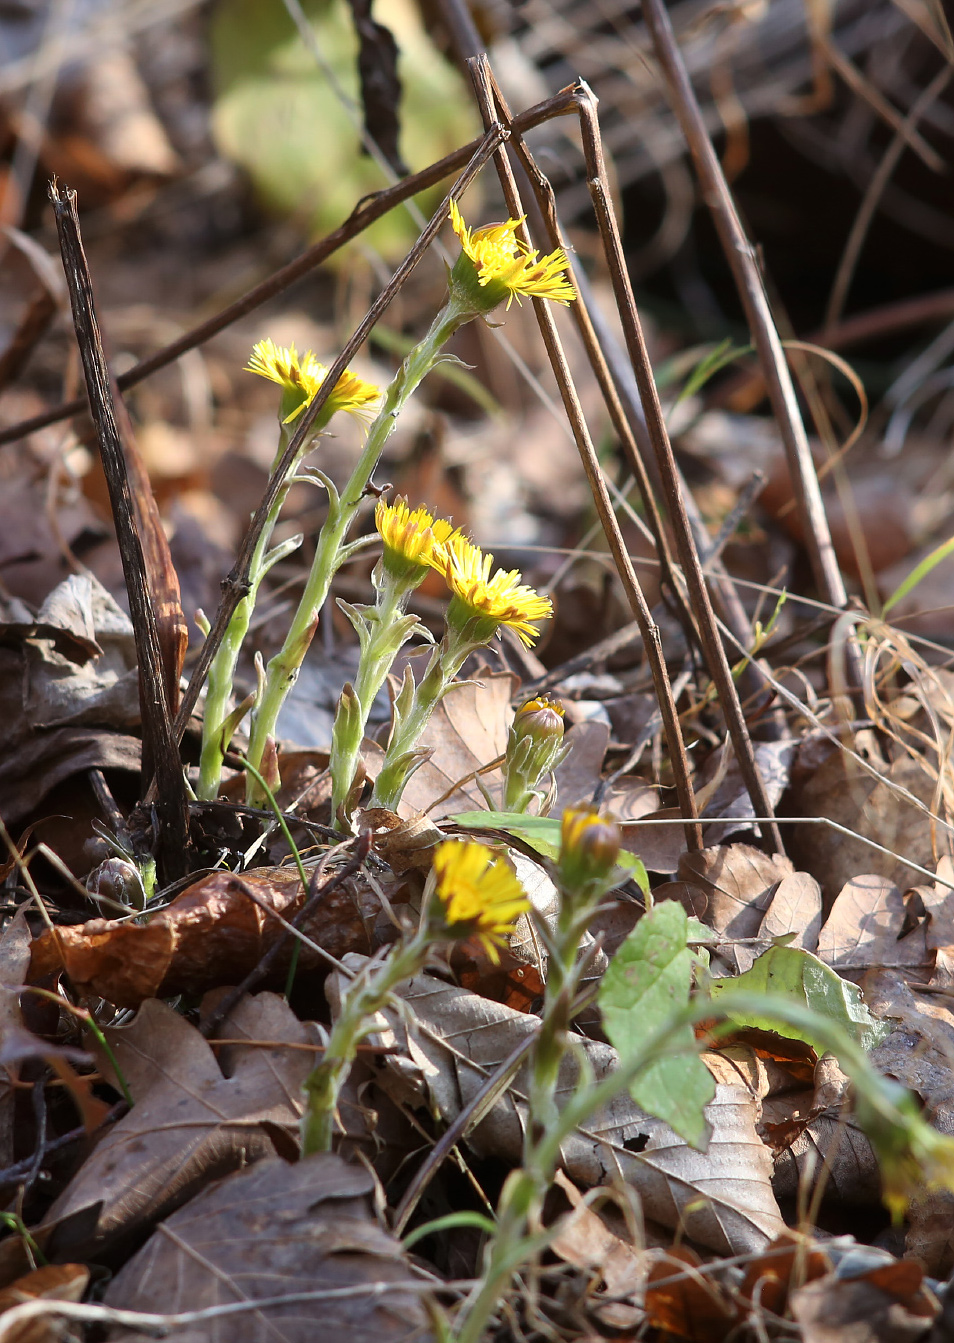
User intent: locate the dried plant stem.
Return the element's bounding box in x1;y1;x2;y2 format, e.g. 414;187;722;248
566;84;783;854
468;57;702;852
50;183;189;883
639;0;847;624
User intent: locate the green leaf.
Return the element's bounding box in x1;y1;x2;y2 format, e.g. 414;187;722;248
599;900;715;1149
449;810;649;894
708;944;890;1054
881;532;954;617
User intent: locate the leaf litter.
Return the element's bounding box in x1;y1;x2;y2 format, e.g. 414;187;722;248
0;5;953;1340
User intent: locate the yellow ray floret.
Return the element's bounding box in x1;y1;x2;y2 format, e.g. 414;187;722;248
437;533;553;647
246;338;380;423
375;497;455;569
433;839;530;962
449;201;576;309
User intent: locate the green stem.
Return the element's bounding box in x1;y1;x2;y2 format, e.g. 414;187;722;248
198;426;303;800
246;302;468;802
301;932;430;1154
328;581;403;822
368;638;468;812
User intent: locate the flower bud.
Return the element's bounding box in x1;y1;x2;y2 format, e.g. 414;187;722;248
502;697;567;813
557;806;621;900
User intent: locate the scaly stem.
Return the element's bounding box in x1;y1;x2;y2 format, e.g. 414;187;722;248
301;932;430;1154
368;636;470;812
198;425;301;800
246;302;467;801
328;582;405;822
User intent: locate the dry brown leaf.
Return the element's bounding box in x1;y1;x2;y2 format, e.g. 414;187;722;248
28;863;382;1008
789;736;940;902
817;876;931;981
643;1245;739;1343
356;970;785;1256
537;1171;647;1330
619;809;688;875
698;738;797;847
36;993;319;1263
738;1230;831;1318
0;911;32;1167
790;1263;937;1343
0;1263;89;1343
758;871;824;953
103;1154;433;1343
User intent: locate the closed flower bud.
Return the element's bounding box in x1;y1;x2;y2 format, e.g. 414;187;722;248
557;806;621;900
503;697;567;813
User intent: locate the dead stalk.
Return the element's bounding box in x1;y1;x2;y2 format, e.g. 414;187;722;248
468;56;703;852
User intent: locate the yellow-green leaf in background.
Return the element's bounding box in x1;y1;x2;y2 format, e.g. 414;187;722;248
210;0;479;259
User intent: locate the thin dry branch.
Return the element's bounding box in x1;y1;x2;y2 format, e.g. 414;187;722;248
468;56;703;851
50;183;189;883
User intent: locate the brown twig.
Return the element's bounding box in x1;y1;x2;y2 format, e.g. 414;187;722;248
50;182;189;883
639;0;850;635
163;125;507;763
567;85;784;854
0;91;578;451
468;57;703;853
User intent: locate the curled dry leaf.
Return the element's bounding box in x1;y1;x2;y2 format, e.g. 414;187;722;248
350;969;785;1256
103;1154;434;1343
0;1262;89;1343
33;992;320;1264
790;1258;938;1343
789;734;939;902
29;863;384;1008
549;1169;648;1330
817;876;931;982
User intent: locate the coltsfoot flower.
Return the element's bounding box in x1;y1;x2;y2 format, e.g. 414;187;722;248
436;533;552;648
432;839;531;962
375;497;456;582
449;201;576;312
558;807;621;900
247;338;381;425
503;696;567;813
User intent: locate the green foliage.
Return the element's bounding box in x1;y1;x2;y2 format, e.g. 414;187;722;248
881;532;954;617
209;0;478;258
450;810;649;893
599;900;715;1149
708;943;889;1054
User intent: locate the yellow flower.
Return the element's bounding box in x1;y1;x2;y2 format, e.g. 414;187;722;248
432;840;530;962
246;338;380;424
436;533;553;648
449;201;576;310
559;807;621;897
375;497;456;571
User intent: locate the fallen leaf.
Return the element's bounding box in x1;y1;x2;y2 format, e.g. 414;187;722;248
548;1170;648;1330
358;970;785;1255
39;992;321;1262
790;1265;937;1343
103;1153;434;1343
817;877;931;981
0;1262;89;1343
29;863;384;1008
364;668;515;818
644;1245;739;1342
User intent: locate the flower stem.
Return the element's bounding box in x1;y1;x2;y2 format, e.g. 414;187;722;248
198;426;301;800
301;932;429;1154
245;303;467;802
368;637;469;812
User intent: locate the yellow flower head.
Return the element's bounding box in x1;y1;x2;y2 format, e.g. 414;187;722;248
559;807;621;897
246;338;380;425
437;533;552;648
375;497;455;572
432;839;530;963
449;201;576;311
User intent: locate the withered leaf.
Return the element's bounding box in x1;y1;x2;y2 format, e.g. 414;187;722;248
40;993;320;1262
0;1262;89;1343
104;1154;434;1342
29;864;380;1008
817;876;931;981
353;970;785;1256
